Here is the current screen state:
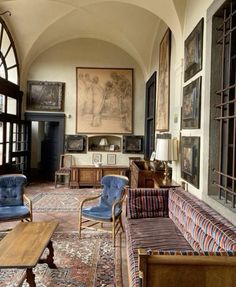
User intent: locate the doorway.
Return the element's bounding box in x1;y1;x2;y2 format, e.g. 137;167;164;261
144;72;156;159
25;112;65;181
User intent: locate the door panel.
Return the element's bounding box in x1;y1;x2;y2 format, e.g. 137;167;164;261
144;72;156;159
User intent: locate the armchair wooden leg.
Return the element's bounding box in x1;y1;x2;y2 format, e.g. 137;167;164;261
119;216;124;232
78;211;82;238
112;221;115;247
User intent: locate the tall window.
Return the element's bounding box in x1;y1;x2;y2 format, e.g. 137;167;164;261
0;16;19;84
209;1;236;210
0;16;29;175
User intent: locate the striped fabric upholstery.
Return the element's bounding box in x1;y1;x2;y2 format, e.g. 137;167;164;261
169;188;236;252
126;187;236;287
145;249;236;256
127;188;169;219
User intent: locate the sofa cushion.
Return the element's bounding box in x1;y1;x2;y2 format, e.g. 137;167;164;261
169;188;236;252
126;217;193;287
127;188;169;219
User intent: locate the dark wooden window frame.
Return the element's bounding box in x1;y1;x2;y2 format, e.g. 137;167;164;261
209;0;236;210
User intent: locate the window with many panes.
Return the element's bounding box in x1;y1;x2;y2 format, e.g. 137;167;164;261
209;0;236;211
0;16;29;175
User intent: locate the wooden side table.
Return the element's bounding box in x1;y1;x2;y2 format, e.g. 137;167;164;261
153;178;180;188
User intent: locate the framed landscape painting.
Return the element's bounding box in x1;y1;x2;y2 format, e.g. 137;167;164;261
123;135;144;154
27;81;65;111
156;29;171;131
184;18;204;82
65;135;87;153
181;136;200;188
181;77;201;129
76;67;133;134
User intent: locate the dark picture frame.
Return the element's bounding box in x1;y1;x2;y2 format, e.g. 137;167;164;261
156;29;171;131
184;18;204;82
76;67;133;134
65;135;87;153
181;136;200;188
27;80;65;111
182;77;201;129
123;135;144;154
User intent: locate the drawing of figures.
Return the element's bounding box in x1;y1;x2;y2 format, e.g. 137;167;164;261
76;68;133;134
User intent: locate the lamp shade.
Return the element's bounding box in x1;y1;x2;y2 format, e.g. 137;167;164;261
99;138;108;146
155;138;178;161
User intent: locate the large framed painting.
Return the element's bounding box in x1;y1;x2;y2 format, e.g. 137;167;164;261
27;81;65;111
156;29;171;131
76;67;133;134
181;77;201;129
65;135;87;153
184;18;204;82
181;136;200;188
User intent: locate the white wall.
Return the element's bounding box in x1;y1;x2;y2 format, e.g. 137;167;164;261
27;38;145;166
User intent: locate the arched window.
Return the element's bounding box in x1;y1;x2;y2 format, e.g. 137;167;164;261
0;16;19;85
0;15;29;176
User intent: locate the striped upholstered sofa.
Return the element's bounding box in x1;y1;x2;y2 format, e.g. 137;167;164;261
125;187;236;287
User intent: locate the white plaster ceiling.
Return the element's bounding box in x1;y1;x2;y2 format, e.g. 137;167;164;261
0;0;185;77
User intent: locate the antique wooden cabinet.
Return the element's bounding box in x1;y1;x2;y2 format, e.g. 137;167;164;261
130;160;177;188
70;165;129;188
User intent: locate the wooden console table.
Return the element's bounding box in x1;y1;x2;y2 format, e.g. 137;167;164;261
0;221;58;287
70;165;129;188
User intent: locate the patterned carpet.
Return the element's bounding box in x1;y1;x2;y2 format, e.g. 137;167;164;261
0;183;123;287
32;190;101;212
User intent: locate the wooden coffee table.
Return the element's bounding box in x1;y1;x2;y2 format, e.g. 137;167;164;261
0;221;58;287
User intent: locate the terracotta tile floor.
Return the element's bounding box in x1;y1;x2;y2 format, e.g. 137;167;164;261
0;181;129;287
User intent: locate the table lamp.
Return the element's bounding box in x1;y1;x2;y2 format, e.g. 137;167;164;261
99;137;108;150
155;138;178;185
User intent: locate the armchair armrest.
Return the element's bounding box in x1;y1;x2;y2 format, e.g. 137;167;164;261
112;191;126;221
23;194;33;221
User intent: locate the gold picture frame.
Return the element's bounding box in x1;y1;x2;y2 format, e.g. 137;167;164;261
76;67;133;134
156;29;171;131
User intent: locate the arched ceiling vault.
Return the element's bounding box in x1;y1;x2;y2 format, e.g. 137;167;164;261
0;0;184;81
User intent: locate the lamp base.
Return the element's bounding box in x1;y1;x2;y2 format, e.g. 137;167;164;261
162;161;170;185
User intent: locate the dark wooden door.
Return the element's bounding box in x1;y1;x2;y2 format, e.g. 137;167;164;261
144;72;156;159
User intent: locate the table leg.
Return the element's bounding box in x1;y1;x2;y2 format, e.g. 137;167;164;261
26;268;36;287
39;240;57;268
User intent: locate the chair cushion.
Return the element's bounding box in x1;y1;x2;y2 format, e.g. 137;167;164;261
0;175;27;207
101;175;129;206
0;205;30;221
82;202;122;222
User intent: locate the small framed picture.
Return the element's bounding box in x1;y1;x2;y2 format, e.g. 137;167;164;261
65;135;87;153
180;136;200;188
92;153;102;164
184;18;204;82
107;154;116;165
182;77;201;129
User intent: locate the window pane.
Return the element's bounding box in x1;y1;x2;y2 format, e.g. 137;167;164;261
7;68;18;85
7;97;17;115
1;30;11;57
0;94;5;113
0;144;2;165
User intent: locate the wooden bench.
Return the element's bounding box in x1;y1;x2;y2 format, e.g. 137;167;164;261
0;221;58;287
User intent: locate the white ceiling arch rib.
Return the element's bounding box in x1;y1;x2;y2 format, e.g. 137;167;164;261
0;0;183;80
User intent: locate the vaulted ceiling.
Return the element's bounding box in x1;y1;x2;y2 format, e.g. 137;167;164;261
0;0;186;77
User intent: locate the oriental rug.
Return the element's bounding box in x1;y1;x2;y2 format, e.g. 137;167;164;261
0;231;122;287
0;183;123;287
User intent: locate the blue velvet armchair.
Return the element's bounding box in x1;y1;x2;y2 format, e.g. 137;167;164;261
0;174;32;224
78;174;129;246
